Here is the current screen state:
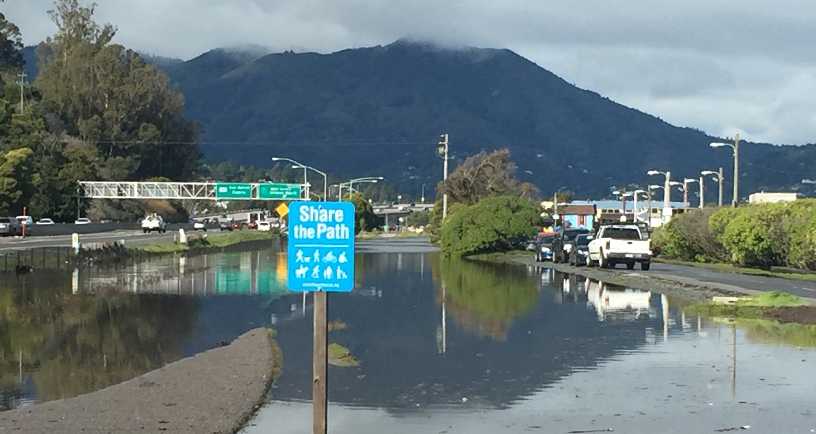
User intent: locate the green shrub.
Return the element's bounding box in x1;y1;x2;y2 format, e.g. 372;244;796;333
717;204;788;267
440;195;541;257
652;209;726;262
783;199;816;270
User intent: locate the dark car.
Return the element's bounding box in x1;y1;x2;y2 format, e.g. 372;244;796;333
534;235;556;262
568;234;594;266
552;228;591;263
219;221;234;231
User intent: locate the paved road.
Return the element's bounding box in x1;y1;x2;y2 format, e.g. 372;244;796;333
0;230;179;251
650;262;816;300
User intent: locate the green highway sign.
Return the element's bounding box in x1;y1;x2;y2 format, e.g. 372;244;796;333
216;183;253;199
259;183;302;200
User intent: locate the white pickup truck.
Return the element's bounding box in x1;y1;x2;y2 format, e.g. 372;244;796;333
587;225;652;270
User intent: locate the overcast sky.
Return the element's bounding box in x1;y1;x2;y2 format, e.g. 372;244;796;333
5;0;816;145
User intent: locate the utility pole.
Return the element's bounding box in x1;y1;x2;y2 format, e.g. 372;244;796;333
733;133;740;207
699;176;704;209
682;181;689;208
437;134;449;220
17;72;27;113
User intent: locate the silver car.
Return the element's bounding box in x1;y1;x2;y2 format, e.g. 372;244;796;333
0;217;21;236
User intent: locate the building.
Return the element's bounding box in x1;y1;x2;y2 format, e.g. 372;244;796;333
748;192;798;204
556;204;596;231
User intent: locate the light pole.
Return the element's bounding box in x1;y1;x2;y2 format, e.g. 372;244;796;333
271;157;327;202
710;134;740;207
648;185;663;227
647;170;672;224
702;168;724;207
338;177;383;200
632;190;646;222
682;178;699;209
437;134;449;220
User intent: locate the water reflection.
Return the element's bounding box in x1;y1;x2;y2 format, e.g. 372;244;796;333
80;249;289;296
3;244;816;433
0;272;198;410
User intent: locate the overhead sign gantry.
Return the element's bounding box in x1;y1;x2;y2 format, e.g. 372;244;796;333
78;181;307;201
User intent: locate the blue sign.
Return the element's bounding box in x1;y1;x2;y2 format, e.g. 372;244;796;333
287;201;356;292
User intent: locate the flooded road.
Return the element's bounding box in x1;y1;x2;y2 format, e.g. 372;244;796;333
1;242;815;433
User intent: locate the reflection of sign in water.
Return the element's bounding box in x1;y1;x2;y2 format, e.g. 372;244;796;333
287;202;355;292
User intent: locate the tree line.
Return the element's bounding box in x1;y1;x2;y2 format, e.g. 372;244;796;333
0;0;198;221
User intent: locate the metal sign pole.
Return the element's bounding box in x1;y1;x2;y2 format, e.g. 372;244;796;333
313;290;328;434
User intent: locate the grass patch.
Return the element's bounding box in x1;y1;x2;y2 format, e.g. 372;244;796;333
687;291;807;320
655;258;816;282
137;230;275;254
327;343;359;367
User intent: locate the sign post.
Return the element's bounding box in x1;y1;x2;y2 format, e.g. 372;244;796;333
287;201;355;434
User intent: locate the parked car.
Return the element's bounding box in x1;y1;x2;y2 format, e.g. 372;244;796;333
141;214;167;233
74;218;92;225
0;217;21;236
534;234;556;262
247;221;258;230
193;221;207;231
587;225;652;270
552;228;591;263
568;234;594;266
257;220;272;232
219;221;234;231
35;218;55;225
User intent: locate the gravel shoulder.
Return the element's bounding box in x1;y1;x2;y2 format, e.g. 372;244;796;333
0;328;281;434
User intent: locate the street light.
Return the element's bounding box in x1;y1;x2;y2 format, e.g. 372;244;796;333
338;177;384;200
682;178;699;208
710;133;741;207
632;189;647;223
647;169;673;224
701;168;724;208
271;157;328;202
647;185;663;226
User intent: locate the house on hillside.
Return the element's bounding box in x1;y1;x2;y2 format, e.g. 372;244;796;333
556;205;596;231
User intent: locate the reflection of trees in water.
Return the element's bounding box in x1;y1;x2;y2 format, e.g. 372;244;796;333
0;275;198;408
437;259;540;340
737;319;816;347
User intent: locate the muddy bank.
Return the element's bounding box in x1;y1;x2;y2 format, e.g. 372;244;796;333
0;328;280;434
766;306;816;325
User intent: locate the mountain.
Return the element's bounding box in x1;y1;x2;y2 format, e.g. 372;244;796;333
43;41;816;199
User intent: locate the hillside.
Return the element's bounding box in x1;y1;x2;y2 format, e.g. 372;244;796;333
100;41;816;198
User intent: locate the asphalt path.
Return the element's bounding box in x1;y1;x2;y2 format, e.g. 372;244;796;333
649;262;816;300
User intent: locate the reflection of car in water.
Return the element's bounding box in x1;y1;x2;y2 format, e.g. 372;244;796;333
586;279;652;321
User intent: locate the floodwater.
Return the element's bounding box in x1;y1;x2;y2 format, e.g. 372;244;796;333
1;242;815;433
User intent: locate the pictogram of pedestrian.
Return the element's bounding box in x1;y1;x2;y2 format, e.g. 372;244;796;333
295;249;305;263
313;250;321;263
323;267;333;279
336;267;347;279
